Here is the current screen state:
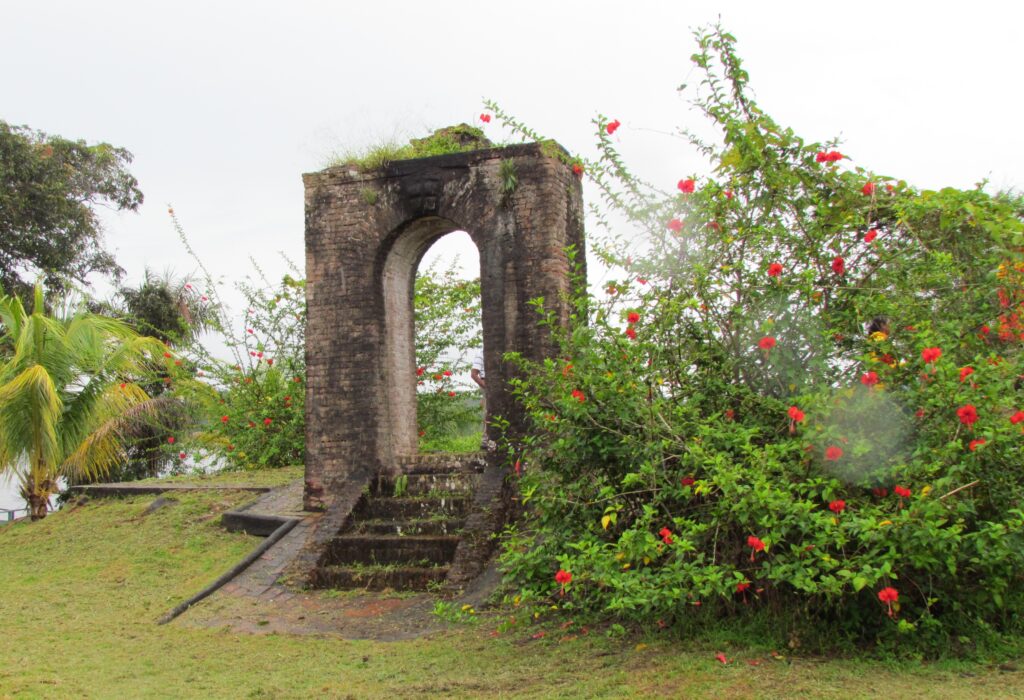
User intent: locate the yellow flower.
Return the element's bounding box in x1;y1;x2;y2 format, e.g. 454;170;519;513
879;520;893;527
870;331;889;342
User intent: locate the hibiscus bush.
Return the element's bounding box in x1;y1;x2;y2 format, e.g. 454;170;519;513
494;26;1024;655
169;270;307;469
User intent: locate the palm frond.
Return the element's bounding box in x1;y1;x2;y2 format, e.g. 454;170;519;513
0;364;62;479
61;393;192;481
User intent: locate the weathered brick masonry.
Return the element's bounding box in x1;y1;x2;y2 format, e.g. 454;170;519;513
302;141;585;509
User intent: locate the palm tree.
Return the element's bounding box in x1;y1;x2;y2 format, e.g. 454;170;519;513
0;283;167;519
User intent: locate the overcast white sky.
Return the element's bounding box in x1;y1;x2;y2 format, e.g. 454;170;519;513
4;0;1019;302
4;0;1022;310
2;1;1022;509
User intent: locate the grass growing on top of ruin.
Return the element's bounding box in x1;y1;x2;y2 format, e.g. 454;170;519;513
324;124;492;171
1;491;1022;698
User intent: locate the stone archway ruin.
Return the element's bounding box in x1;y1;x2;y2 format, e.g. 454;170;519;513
301;142;585;513
294;141;585;588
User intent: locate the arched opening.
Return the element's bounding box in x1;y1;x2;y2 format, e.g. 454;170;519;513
380;218;483;459
412;231;483;452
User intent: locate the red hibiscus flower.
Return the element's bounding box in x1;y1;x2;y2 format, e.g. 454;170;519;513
263;418;273;426
678;178;696;194
860;371;879;387
878;586;899;617
266;359;273;366
724;189;733;199
443;370;453;377
637;277;647;285
815;151;828;163
825;446;843;461
448;391;456;397
788;406;805;423
872;487;889;498
179;452;186;460
667;218;683;233
957;404;979;427
828;499;846;513
968;439;986;451
832;256;846;275
893;485;912;499
921;347;942;364
747;535;765;561
571;389;586;403
416;367;425;376
479;113;491;123
572;163;583;176
767;263;783;277
959;366;974;382
681;476;695;487
555;568;572;585
864;229;878;243
627;311;640;324
736;581;751;593
163;352;172;359
1010;410;1024;425
862;181;877;196
606;119;620;135
246;328;254;334
221;415;229;423
167;437;175;444
659;527;673;545
625;326;637;340
758;336;777;351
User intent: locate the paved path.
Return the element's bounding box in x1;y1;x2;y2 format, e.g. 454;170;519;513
74;483;272;496
174;478;501;641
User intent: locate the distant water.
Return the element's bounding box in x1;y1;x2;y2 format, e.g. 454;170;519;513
1;478;25;514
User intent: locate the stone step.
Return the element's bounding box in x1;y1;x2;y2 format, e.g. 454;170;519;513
395;453;485;475
348;517;466;536
353;495;470;520
312;564;449;591
323;534;459;566
371;473;476;497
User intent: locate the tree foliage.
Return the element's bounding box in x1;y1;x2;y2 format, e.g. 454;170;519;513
0;120;143;296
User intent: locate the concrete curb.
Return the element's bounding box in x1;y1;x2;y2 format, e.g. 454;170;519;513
157;514;302;625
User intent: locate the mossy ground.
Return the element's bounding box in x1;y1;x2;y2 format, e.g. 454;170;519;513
1;488;1022;698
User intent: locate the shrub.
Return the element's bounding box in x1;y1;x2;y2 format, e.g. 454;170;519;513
494;25;1024;655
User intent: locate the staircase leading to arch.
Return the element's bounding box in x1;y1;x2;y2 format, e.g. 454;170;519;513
310;455;484;591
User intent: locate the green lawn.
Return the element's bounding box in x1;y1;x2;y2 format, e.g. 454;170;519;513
1;492;1022;699
133;464;304;487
